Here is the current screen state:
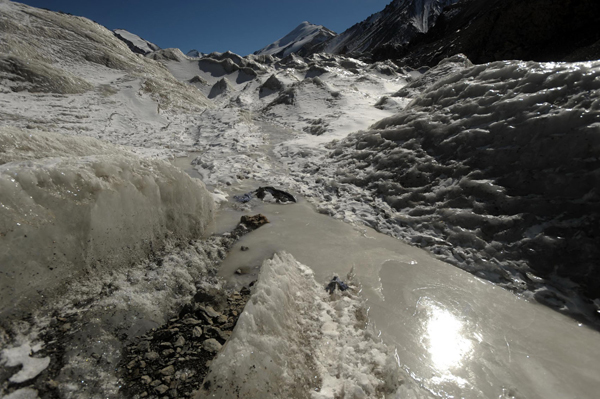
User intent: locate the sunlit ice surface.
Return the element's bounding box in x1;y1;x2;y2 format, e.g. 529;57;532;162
216;196;600;399
423;301;473;372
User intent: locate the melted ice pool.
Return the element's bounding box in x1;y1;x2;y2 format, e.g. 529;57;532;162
216;195;600;399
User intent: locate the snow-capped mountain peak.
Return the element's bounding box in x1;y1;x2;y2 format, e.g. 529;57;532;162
254;21;336;58
186;49;204;58
113;28;160;55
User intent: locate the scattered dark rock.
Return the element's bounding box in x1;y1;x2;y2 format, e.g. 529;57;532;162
266;88;296;107
140;375;152;384
192;326;203;338
119;287;252;398
202;339;222;353
303;119;329;136
200;305;221;318
240;214;269;229
1;216;262;398
259;74;284;95
189;75;208;85
155;384;169;394
305;64;328;78
255;186;296;204
233;192;252;203
326;276;349;294
240;246;249;251
160;365;175;376
233;187;296;205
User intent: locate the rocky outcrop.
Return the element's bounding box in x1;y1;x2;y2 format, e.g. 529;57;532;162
208;77;234;98
120;287;252;398
113;29;160;55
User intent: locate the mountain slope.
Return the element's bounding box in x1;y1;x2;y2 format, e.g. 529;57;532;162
321;0;459;55
254;21;336;58
113;28;160;55
395;0;600;66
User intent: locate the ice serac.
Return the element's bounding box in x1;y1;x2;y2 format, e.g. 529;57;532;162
197;252;410;399
322;0;459;55
254;21;336;58
0;127;214;317
330;56;600;304
113;29;161;55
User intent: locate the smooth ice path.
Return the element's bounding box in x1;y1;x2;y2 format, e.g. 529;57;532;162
216;193;600;399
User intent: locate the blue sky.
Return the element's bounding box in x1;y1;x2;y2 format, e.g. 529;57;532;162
17;0;392;55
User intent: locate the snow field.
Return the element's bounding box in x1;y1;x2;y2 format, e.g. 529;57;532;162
0;0;211;154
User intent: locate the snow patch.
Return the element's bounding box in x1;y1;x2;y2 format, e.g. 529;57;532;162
1;344;50;383
3;388;40;399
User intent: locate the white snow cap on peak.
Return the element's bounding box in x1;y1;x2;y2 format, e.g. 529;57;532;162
255;21;336;58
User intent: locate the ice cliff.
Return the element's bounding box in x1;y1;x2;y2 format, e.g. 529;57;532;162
0;127;214;317
326;56;600;303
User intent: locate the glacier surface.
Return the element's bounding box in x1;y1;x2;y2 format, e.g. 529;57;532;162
0;127;214;316
198;252;417;399
1;1;600;398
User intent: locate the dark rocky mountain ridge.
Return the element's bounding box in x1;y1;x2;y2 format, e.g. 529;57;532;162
320;0;460;55
376;0;600;66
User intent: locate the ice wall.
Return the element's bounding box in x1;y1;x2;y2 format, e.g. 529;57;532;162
197;252;411;399
330;58;600;304
0;127;214;317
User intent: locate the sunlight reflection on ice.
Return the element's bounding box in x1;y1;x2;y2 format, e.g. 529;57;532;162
425;304;472;371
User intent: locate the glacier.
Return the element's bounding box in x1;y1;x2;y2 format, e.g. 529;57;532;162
320;56;600;308
1;0;600;398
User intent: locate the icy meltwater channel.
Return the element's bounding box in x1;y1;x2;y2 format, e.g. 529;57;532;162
213;189;600;399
